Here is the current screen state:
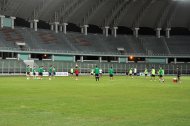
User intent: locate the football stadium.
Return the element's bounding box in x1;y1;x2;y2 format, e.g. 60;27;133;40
0;0;190;125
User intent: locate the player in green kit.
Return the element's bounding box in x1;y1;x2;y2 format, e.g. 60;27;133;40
38;66;44;80
158;67;165;83
128;68;133;79
52;66;56;78
70;67;74;78
144;68;148;78
176;67;181;84
151;67;156;81
26;65;31;80
32;66;37;79
133;68;137;78
109;67;114;80
48;65;53;80
94;66;100;81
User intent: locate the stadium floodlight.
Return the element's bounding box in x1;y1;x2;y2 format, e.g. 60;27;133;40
129;56;134;60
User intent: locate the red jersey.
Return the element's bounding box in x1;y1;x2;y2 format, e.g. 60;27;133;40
75;69;79;74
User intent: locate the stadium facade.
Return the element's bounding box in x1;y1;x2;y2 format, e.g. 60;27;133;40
0;0;190;75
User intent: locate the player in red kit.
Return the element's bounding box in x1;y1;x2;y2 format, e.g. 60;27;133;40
75;66;79;80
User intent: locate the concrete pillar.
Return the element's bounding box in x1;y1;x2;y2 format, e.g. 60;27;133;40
17;54;20;60
105;26;109;37
0;15;5;29
10;17;16;29
73;56;76;62
33;19;39;31
50;23;54;31
80;56;83;62
28;54;31;59
81;26;84;34
54;22;59;33
113;27;118;37
166;28;171;38
156;28;162;38
59;25;63;32
99;56;102;62
52;55;54;61
166;58;168;64
63;23;68;34
133;28;139;38
174;58;177;64
118;57;120;63
84;25;88;35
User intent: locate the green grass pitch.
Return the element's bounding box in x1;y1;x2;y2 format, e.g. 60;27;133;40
0;76;190;126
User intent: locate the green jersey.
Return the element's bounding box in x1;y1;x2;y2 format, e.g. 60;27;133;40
26;66;31;72
32;68;36;73
94;67;100;74
39;67;44;73
151;69;156;75
49;67;53;73
129;69;133;74
109;68;114;75
158;69;164;75
144;69;148;74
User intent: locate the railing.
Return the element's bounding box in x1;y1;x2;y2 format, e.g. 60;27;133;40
0;60;190;75
0;46;123;56
1;46;190;57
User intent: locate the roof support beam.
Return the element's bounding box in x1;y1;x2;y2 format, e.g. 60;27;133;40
133;0;156;28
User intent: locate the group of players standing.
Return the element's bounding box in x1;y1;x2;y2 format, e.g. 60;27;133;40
70;66;114;81
127;66;181;83
128;67;165;83
26;64;181;83
26;65;56;80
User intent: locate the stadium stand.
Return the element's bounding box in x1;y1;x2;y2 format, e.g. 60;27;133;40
140;36;169;55
1;27;190;55
0;28;19;48
166;36;190;55
0;0;190;75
